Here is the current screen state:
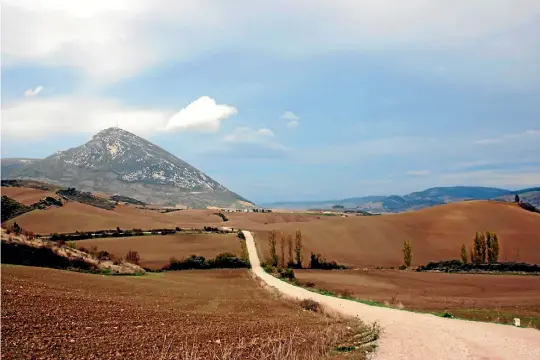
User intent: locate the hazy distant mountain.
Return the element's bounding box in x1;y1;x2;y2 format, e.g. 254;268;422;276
1;128;253;209
261;186;537;213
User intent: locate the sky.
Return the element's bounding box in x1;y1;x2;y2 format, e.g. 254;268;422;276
2;0;540;203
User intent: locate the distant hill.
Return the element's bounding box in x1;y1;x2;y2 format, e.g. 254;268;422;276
1;128;254;209
261;186;538;213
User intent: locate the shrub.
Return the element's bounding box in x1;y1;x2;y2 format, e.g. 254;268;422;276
299;299;321;312
309;253;347;270
125;250;140;265
403;240;412;267
237;230;245;240
278;267;296;280
210;252;249;269
175;226;182;232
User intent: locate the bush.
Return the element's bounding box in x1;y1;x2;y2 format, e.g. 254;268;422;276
278;267;296;280
237;231;246;240
299;299;321;312
209;252;249;269
309;253;347;270
125;250;140;265
175;226;182;232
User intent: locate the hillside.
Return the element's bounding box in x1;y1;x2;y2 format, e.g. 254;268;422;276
262;186;532;213
1;127;253;209
246;201;540;267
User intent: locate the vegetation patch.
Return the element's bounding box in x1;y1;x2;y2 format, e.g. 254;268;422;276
162;252;249;271
1;196;33;221
110;195;146;206
214;212;229;222
1;229;144;275
57;187;116;210
309;252;348;270
416;260;540;274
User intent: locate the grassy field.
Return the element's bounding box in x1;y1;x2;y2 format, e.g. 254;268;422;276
1;265;373;360
76;233;242;269
295;269;540;328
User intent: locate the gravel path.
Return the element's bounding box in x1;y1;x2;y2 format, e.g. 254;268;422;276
243;231;540;360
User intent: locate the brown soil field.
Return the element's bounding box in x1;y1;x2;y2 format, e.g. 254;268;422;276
4;202;224;234
1;186;57;205
295;269;540;328
5;188;540;267
1;266;361;360
250;201;540;267
77;233;242;269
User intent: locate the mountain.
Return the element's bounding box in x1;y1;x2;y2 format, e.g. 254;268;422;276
261;186;538;213
1;128;253;209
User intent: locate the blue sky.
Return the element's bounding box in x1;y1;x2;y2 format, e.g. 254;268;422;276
2;1;540;203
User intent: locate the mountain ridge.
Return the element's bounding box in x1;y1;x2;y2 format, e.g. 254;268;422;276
261;186;540;212
1;127;253;209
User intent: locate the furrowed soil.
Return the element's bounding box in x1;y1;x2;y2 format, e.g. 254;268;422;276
77;233;242;269
295;269;540;328
1;266;355;360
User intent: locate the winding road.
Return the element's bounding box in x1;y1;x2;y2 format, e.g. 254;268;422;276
243;230;540;360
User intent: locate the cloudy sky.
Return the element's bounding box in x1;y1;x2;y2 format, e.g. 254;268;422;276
2;0;540;202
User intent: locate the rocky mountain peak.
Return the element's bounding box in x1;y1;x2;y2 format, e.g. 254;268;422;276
2;127;252;208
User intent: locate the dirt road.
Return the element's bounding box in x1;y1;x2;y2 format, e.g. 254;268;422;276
243;231;540;360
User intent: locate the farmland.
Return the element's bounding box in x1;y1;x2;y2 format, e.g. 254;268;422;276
77;233;242;269
295;269;540;328
1;265;365;360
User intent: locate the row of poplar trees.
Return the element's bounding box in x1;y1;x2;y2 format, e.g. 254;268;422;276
268;230;303;268
460;232;500;264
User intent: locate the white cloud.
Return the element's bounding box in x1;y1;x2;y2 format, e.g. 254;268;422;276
282;111;300;128
406;170;431;177
24;86;43;97
222;126;286;151
4;1;538;84
166;96;237;132
2;95;236;138
475;129;540;145
281;111;299;121
286;120;300;128
257;128;274;136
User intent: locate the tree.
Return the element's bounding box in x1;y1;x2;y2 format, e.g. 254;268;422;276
460;244;468;263
479;232;487;263
268;230;278;267
279;234;285;268
294;230;303;268
472;232;483;263
515;194;520;203
403;240;412;267
488;233;500;263
287;234;294;268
